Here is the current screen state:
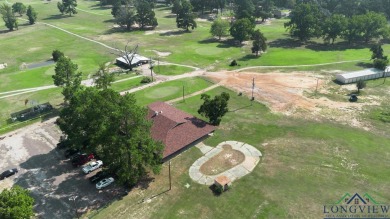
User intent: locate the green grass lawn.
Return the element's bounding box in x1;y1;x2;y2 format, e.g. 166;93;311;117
110;77;143;92
153;65;194;76
91;86;390;219
133;77;214;106
0;87;63;128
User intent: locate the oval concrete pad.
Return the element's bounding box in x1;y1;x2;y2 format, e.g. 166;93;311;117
189;141;262;185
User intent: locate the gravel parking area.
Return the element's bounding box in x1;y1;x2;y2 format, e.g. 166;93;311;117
0;119;124;219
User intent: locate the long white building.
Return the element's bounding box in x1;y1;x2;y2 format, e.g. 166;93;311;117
336;67;390;84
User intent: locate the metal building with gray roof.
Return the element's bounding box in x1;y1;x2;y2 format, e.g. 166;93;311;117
336;67;390;84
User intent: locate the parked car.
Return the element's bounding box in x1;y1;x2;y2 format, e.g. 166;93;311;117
349;94;358;102
96;177;114;189
70;152;84;162
89;171;110;184
64;149;80;158
0;168;18;180
82;160;103;174
72;154;94;167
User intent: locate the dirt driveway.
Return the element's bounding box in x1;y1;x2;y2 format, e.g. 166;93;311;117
0;118;124;219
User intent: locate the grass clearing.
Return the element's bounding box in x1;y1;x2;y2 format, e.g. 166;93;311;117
91;86;390;218
0;88;63;128
111;77;143;92
133;77;214;106
154;65;194;76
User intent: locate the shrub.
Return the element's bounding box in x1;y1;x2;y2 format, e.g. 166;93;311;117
230;60;238;66
214;184;223;195
141;76;152;83
52;50;64;62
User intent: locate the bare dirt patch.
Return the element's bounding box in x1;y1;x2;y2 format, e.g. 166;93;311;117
199;144;245;175
205;71;380;129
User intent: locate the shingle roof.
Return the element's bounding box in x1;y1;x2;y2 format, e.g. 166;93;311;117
147;102;216;159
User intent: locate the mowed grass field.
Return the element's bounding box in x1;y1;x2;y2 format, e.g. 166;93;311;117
133;77;214;106
1;1;390;217
153;65;194;76
91;86;390;219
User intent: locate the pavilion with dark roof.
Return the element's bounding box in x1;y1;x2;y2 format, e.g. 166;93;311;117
147;101;216;161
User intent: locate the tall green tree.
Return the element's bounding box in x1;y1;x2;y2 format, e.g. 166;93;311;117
284;3;323;42
176;0;197;31
0;4;18;31
251;29;267;56
26;5;37;24
341;15;361;44
214;0;226;14
371;44;385;60
58;0;77;16
115;5;136;30
0;186;34;219
198;92;230;125
334;0;361;17
136;0;158;29
230;18;255;43
322;14;347;44
57;2;65;14
52;49;64;62
234;0;255;19
53;57;82;101
11;2;26;16
171;0;181;15
370;44;389;71
93;64;114;89
356;80;366;93
373;58;389;70
190;0;206;14
58;88;164;185
210;17;229;40
357;12;388;43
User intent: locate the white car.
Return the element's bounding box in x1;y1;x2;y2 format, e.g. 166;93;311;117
96;177;114;189
82;160;103;174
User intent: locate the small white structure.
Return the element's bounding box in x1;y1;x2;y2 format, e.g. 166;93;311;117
336;67;390;84
116;53;150;68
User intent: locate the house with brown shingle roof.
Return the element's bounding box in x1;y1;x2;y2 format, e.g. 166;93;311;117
147;101;216;161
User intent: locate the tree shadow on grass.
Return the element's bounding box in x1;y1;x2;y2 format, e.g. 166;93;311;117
198;38;219;44
89;3;111;10
268;38;303;48
159;30;187;36
269;37;374;51
42;14;68;20
155;4;170;9
237;54;259;62
0;29;10;34
229;104;252;112
103;18;115;23
305;41;373;51
164;14;176;18
356;62;373;68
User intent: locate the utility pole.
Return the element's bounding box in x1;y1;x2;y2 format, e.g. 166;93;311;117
251;78;255;105
158;57;160;73
169;161;172;191
149;57;154;82
182;85;185;102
